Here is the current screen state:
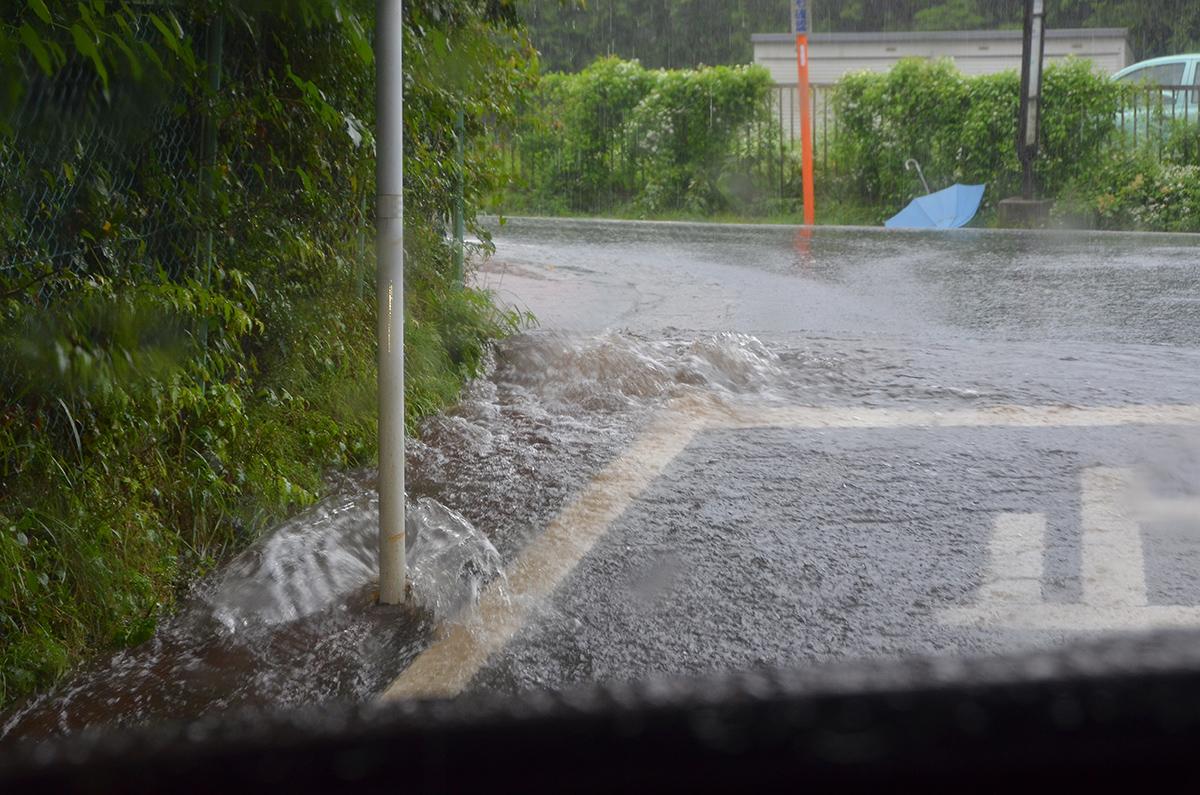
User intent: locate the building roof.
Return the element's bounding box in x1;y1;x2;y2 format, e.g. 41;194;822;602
751;28;1129;45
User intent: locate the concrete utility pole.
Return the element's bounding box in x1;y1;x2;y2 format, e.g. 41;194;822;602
377;0;407;605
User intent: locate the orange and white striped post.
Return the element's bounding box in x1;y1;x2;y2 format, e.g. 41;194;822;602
794;1;815;225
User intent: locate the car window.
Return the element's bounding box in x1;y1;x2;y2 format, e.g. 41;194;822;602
1118;62;1187;86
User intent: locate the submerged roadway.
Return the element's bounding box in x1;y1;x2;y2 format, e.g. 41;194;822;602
391;217;1200;699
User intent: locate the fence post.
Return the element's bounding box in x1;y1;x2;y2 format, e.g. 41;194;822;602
453;109;465;287
377;0;407;606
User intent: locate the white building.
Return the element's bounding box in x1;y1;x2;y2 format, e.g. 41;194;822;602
752;28;1133;141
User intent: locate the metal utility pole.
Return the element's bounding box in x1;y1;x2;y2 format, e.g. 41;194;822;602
377;0;406;605
794;0;815;226
1017;0;1047;200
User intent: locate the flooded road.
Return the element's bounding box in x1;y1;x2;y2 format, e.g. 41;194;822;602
466;219;1200;692
6;219;1200;739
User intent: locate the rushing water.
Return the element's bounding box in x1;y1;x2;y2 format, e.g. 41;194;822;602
8;222;1200;741
1;329;790;740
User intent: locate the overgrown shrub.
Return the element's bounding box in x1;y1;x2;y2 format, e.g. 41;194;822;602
828;57;1128;219
1057;120;1200;232
0;1;533;710
509;57;778;215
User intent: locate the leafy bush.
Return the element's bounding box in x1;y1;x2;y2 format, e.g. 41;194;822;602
828;57;1128;220
1057;121;1200;232
509;57;778;215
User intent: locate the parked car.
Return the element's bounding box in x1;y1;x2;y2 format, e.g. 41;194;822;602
1112;55;1200;138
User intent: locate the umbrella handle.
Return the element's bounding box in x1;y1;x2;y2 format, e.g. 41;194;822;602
905;159;932;195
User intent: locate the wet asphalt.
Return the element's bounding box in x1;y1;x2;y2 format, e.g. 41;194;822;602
8;218;1200;739
469;218;1200;695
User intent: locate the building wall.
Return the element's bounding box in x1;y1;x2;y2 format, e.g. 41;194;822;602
754;29;1133;142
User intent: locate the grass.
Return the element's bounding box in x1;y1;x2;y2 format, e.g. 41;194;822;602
495;193;887;227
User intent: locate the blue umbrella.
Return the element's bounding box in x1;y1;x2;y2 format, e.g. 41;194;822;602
885;183;986;229
885;160;985;230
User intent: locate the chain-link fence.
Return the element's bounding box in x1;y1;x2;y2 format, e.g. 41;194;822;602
0;11;210;288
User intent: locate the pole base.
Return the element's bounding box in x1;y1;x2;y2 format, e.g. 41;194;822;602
997;197;1053;229
376;580;414;606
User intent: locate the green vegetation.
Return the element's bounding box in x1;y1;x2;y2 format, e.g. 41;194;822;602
505;57;780;216
523;0;1200;72
0;0;534;711
500;54;1199;233
827;57;1200;231
1057;122;1200;231
827;58;1127;222
521;0;786;72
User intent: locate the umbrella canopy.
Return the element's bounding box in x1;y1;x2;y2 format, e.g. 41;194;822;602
885;183;986;230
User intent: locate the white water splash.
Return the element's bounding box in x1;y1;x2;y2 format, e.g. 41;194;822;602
205;489;502;632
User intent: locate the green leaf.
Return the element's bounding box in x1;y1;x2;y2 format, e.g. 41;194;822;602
45;39;65;65
19;23;53;76
110;36;142;80
69;23;108;90
344;15;374;66
294;167;315;196
28;0;51;24
149;13;182;58
78;2;96;32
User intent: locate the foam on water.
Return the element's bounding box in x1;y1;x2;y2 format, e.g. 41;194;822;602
492;330;784;411
206;490;504;632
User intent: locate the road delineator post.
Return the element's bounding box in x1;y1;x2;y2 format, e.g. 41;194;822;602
794;1;815;226
377;0;407;605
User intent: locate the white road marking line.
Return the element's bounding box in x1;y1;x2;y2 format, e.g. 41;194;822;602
942;466;1200;631
1081;468;1147;608
383;401;1200;700
726;404;1200;430
1138;496;1200;523
979;513;1046;605
939;604;1200;632
380;411;705;701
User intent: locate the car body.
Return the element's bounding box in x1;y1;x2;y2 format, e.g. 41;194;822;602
1112;55;1200;135
1113;54;1200;88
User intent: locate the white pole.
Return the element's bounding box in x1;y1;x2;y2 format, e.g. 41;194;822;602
377;0;406;605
